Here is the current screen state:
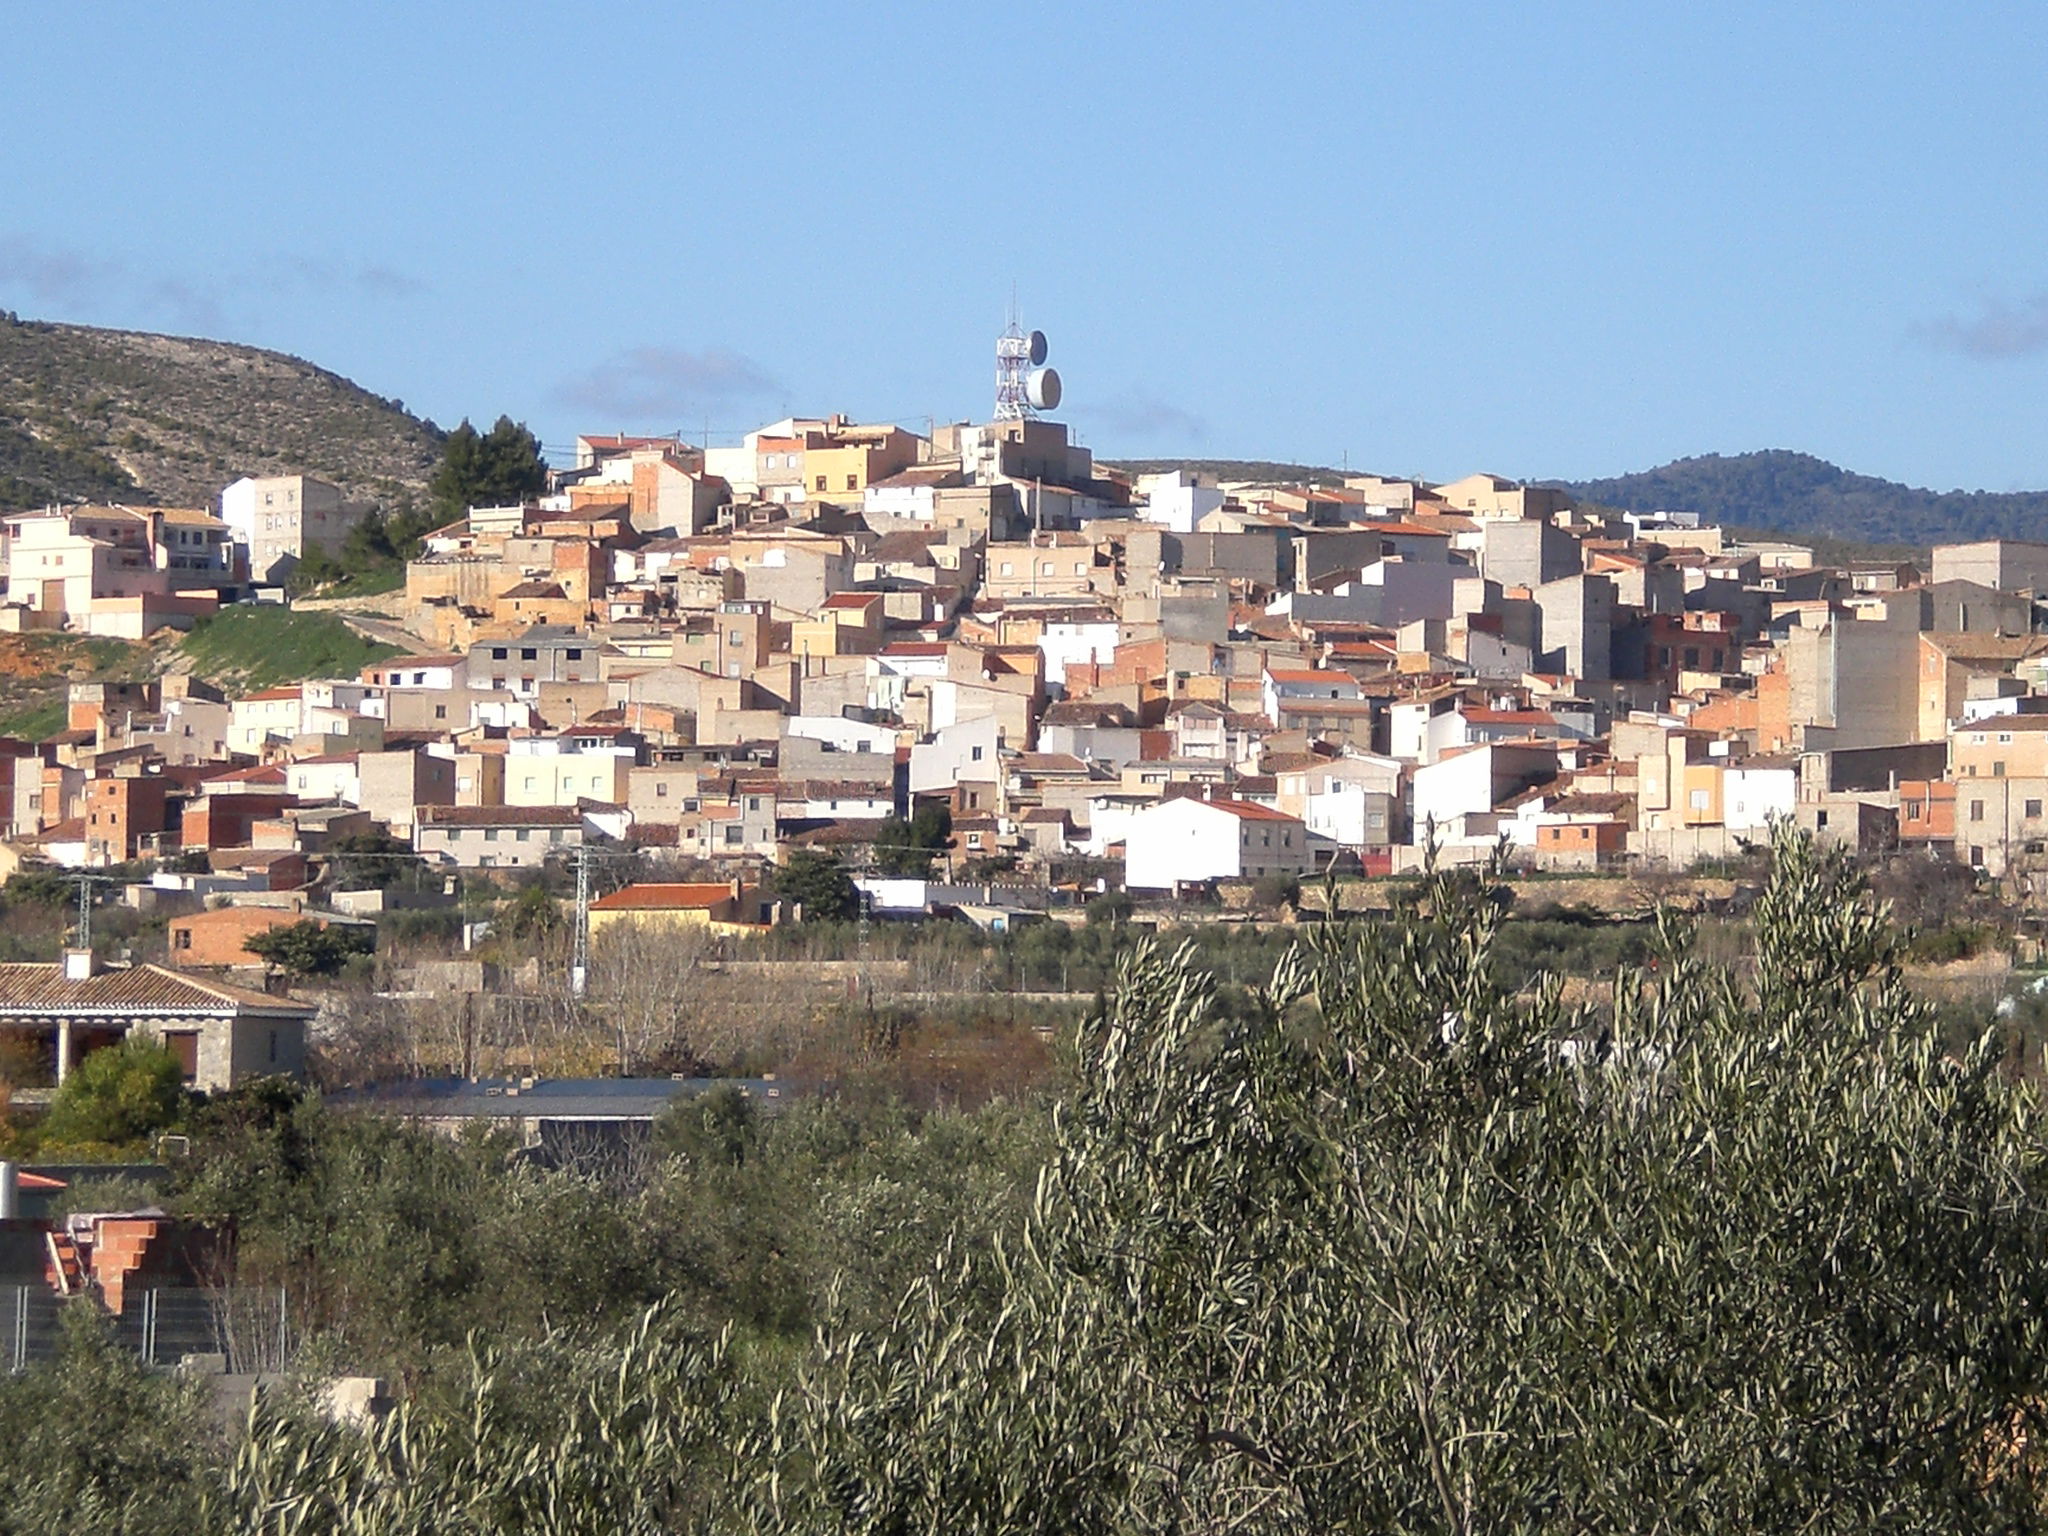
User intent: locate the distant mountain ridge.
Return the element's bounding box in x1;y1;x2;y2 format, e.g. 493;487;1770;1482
1104;458;1348;487
0;314;443;512
1554;451;2048;550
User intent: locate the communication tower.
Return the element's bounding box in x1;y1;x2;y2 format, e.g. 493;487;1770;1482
994;318;1061;421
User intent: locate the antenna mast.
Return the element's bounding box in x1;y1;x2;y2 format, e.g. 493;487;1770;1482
993;312;1061;423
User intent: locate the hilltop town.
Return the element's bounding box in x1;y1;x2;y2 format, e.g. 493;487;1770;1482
0;333;2042;1100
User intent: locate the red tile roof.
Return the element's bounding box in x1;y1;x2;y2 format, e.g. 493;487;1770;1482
1193;797;1302;823
1267;668;1356;684
0;963;313;1017
589;882;735;912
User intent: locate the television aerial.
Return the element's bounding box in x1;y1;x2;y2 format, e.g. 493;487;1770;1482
995;319;1061;421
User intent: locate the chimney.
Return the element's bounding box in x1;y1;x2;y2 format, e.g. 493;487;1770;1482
62;948;97;983
0;1161;17;1221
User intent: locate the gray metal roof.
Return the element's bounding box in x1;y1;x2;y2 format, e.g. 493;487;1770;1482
342;1075;790;1122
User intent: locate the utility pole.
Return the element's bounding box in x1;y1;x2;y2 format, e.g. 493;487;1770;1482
570;843;592;999
68;872;114;952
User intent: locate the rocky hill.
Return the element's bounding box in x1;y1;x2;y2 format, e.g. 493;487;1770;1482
0;313;444;512
1554;451;2048;551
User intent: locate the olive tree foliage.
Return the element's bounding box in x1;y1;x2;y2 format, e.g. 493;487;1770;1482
222;1306;750;1536
765;828;2048;1533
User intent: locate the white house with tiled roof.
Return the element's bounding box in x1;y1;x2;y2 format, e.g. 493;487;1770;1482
0;950;313;1091
1124;794;1314;891
1262;666;1363;725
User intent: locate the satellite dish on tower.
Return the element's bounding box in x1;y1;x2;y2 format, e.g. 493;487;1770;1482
995;316;1064;421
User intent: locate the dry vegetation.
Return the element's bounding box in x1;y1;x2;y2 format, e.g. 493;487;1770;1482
0;314;442;511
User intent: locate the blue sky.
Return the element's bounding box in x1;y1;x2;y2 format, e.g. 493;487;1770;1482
5;2;2047;489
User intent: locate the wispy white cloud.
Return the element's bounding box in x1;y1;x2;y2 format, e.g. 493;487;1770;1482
0;234;118;307
0;231;426;330
552;346;783;420
1916;292;2048;359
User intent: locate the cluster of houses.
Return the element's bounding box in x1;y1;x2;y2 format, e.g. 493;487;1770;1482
5;370;2048;1088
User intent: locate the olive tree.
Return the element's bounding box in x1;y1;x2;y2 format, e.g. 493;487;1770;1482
769;828;2048;1532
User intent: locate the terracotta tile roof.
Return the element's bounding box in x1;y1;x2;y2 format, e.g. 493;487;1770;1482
0;963;313;1017
1266;668;1357;684
200;764;289;787
589;882;735;912
1188;797;1301;823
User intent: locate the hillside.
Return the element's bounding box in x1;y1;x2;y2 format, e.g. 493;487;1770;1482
0;610;401;741
1105;458;1348;486
1556;451;2048;550
0;313;444;511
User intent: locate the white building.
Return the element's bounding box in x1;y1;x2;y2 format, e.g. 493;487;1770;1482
1136;471;1226;533
1410;744;1560;849
1723;760;1798;832
1262;667;1363;726
1037;615;1122;690
1124;795;1314;891
219;475;371;586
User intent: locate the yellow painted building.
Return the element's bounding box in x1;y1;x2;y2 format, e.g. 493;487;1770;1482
586;880;774;937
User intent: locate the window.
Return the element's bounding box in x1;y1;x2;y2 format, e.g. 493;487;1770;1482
747;796;761;811
566;648;583;661
1907;801;1923;821
723;825;743;846
484;828;499;841
1689;788;1710;811
2000;732;2015;744
845;475;858;491
515;829;531;841
520;648;537;661
815;476;827;491
1040;561;1055;577
1000;562;1015;576
1971;845;1985;865
2031;800;2045;820
1816;811;1830;828
434;704;448;720
656;782;669;798
174;928;191;949
1995;762;2007;778
491;647;508;660
1971;800;1986;823
971;745;984;762
268;1030;279;1065
728;629;743;645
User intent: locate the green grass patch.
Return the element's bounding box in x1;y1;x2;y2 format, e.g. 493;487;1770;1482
178;604;401;692
0;696;69;741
